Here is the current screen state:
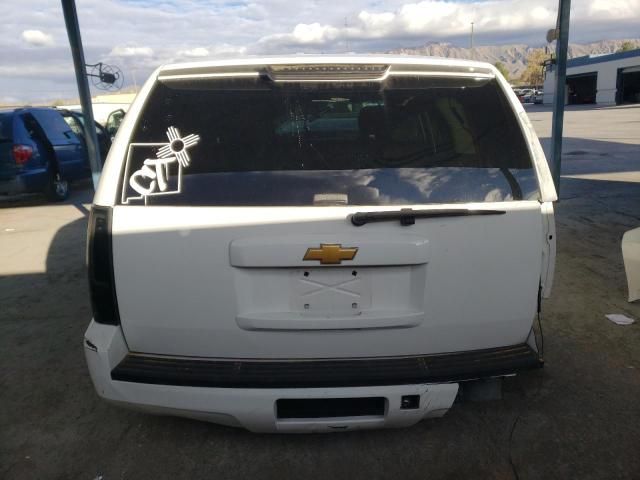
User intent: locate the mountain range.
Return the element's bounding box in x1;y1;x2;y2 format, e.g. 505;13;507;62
387;39;640;80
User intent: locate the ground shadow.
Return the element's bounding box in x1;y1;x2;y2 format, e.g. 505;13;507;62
1;138;640;479
0;180;94;210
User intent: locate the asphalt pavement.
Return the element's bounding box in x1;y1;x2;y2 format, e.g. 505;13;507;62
1;104;639;480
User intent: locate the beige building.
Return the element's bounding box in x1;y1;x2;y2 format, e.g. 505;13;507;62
61;92;137;125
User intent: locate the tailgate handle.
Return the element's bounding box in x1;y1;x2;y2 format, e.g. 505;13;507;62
350;208;506;227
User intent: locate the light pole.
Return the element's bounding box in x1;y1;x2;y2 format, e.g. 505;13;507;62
61;0;102;190
344;17;350;53
470;22;475;59
550;0;571;195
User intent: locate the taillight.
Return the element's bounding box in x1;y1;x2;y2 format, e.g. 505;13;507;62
12;144;33;165
87;206;120;325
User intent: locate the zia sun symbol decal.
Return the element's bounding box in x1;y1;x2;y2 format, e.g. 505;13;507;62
123;126;200;204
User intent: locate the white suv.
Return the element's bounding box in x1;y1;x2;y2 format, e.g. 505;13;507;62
84;56;556;433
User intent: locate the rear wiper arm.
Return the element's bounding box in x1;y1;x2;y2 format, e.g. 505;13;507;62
350;208;506;227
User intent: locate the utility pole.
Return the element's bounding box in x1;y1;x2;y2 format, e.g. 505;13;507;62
61;0;101;190
550;0;571;195
470;22;475;60
344;17;349;53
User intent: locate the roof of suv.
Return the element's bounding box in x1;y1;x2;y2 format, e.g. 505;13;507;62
157;55;497;79
0;106;57;114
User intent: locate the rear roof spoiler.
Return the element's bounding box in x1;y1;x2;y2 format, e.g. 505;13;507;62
157;56;495;81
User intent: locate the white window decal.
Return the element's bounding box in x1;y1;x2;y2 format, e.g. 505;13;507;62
122;127;200;204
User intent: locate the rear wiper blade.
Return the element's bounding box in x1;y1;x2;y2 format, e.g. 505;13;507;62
350;208;506;227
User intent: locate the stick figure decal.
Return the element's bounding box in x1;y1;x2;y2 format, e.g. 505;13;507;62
122;127;200;204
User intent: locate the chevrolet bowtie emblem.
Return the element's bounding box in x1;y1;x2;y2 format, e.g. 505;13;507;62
303;244;358;265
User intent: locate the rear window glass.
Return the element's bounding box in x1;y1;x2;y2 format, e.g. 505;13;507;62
30;109;75;143
0;113;13;143
120;75;537;206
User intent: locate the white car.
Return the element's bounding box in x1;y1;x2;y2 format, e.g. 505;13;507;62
84;56;557;433
520;88;535;102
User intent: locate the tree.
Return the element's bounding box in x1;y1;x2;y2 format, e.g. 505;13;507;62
518;49;550;86
494;62;510;81
618;41;637;53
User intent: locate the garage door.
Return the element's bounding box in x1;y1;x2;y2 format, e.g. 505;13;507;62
567;72;597;105
617;66;640;104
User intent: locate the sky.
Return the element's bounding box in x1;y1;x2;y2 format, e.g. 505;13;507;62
1;0;639;104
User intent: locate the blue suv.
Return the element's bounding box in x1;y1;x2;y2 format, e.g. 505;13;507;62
0;107;109;201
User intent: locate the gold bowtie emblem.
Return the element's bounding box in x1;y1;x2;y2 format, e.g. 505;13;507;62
303;244;358;265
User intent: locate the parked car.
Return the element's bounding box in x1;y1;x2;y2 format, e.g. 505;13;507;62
533;90;544;104
0;107;100;201
84;57;557;432
520;88;536;103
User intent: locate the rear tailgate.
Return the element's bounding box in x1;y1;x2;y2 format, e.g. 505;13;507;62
0;113;16;181
113;202;542;358
30;109;88;181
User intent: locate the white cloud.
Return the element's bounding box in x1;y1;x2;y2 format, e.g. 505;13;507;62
256;0;640;51
176;43;247;62
0;95;21;105
206;44;248;57
0;64;71;78
256;23;341;50
176;45;247;59
2;0;640;103
109;45;154;57
179;47;210;58
531;7;552;21
21;29;54;47
589;0;640;17
290;23;340;44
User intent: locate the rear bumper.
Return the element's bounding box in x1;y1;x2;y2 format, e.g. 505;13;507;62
84;320;540;432
0;177;26;195
0;169;47;195
112;344;540;388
